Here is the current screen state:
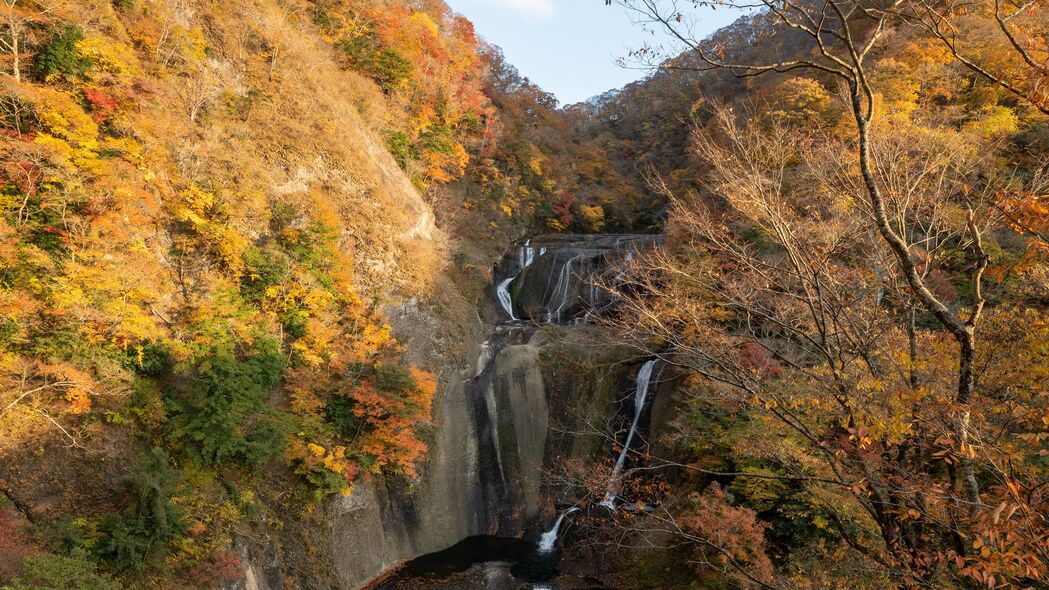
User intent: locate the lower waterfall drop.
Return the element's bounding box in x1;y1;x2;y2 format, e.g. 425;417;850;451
496;277;516;319
546;254;583;323
537;507;581;553
496;240;547;321
600;359;658;509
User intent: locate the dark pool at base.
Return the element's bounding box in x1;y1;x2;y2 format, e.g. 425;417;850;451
373;535;615;589
380;535;560;583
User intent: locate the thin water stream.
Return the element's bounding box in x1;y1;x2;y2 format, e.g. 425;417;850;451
599;359;657;510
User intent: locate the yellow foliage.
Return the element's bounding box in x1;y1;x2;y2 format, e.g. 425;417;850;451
527;154;544;176
423;142;469;183
545;217;568;232
412;104;438;133
65;387;92;414
101;136;145;164
767;78;831;125
77;34;139;85
577;204;606;232
965;106;1019;137
29;86;100;150
409;12;440;38
174;185;248;278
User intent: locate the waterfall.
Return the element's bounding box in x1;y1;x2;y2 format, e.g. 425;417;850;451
518;239;545;268
599;359;657;509
496;277;516;320
537;507;580;553
497;241;546;321
578;279;600;325
582;245;635;324
546;254;583;323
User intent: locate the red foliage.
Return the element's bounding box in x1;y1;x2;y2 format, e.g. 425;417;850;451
451;15;476;46
679;484;774;589
926;269;958;303
2;160;42;197
552;192;576;226
182;550;242;586
737;341;782;377
83;88;119;122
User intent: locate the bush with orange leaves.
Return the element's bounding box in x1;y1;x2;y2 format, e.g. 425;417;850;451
678;484;775;590
348;364;435;479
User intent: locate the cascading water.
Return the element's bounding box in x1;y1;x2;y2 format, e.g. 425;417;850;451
496;240;546;321
518;239;545;268
600;359;658;509
376;234;661;589
581;247;634;324
496;277;516;319
537;507;581;553
545;254;584;324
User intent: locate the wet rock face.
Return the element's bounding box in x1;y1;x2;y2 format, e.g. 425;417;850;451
464;332;549;535
494;234;659;324
328;329;548;590
327;234;661;590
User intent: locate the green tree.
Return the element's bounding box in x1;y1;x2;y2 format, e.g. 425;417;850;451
3;551;121;590
34;24;91;81
167;340;287;466
96;449;186;572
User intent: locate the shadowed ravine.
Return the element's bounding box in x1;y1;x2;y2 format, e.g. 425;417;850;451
362;234;659;590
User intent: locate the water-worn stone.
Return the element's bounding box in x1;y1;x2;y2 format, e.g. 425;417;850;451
328;332;548;589
330;235;660;589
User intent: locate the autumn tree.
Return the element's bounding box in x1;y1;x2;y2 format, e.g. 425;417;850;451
617;0;1042;437
603;100;1047;587
597;0;1048;584
0;0;44;82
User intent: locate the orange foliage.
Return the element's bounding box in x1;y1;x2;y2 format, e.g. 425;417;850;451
348;366;435;479
679;484;775;589
308;0;492;189
995;192;1049;277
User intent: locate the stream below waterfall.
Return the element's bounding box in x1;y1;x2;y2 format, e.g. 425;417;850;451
375;235;660;590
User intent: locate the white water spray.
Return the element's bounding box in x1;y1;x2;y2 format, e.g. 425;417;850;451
537;507;580;553
600;359;657;509
496;277;516;319
518;239;544;268
546;255;583;323
497;241;546;321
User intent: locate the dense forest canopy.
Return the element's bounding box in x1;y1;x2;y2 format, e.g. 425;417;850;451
571;0;1048;588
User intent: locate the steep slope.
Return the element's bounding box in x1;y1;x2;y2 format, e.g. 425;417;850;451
0;0;485;587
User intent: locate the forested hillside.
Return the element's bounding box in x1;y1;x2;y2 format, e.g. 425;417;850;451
0;0;648;587
564;1;1049;589
0;0;1046;588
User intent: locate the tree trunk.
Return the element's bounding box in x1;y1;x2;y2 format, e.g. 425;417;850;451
850;87;981;510
12;33;19;82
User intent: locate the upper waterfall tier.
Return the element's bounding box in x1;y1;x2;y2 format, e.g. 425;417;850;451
492;234;660;325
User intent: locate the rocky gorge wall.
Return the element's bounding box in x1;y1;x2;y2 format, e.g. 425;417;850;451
326;329;549;589
308;235;661;590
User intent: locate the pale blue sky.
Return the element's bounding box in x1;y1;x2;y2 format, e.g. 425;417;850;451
445;0;743;105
